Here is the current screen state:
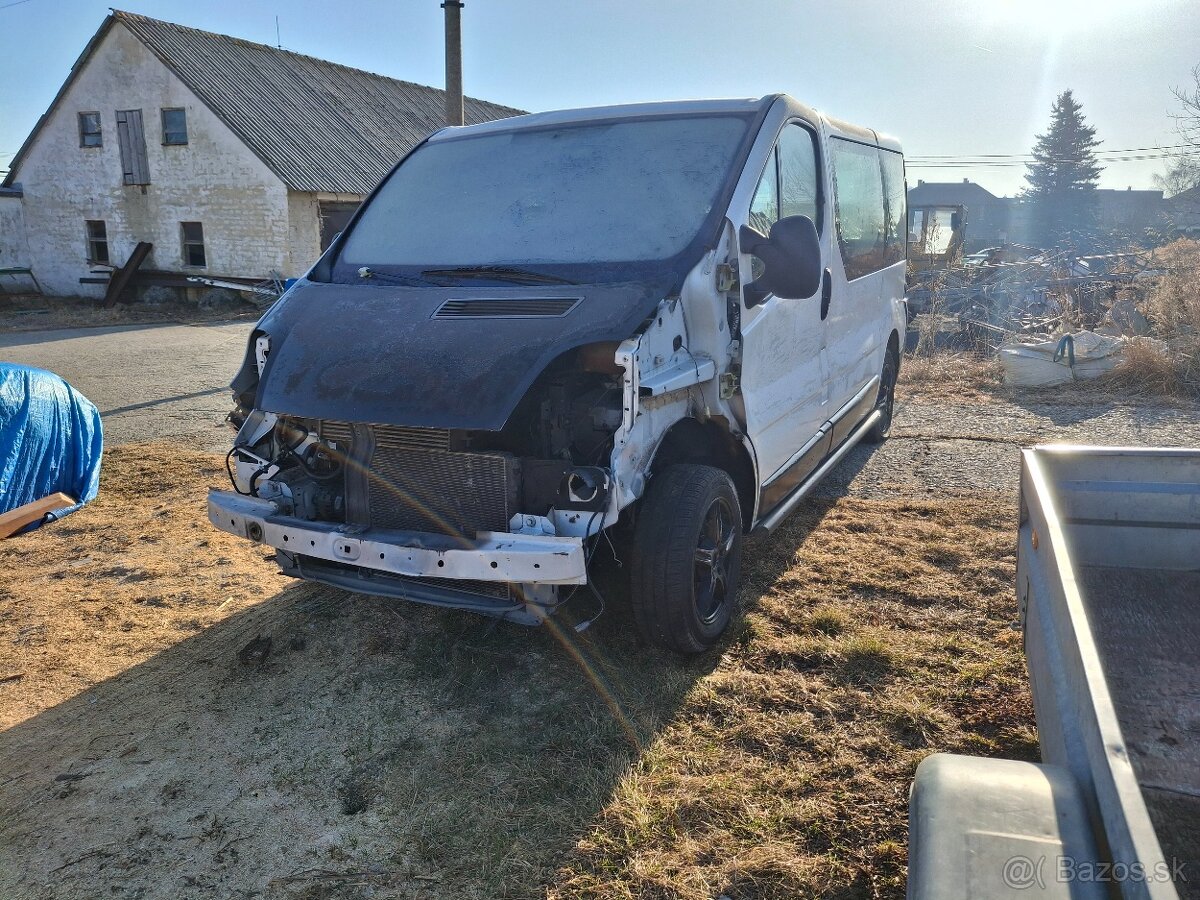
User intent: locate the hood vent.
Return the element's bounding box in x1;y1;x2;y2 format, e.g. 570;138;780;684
433;297;581;319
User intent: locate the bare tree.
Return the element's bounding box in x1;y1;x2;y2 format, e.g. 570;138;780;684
1172;64;1200;149
1154;157;1200;198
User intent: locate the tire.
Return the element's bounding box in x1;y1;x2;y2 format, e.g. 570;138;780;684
865;346;898;444
630;464;743;654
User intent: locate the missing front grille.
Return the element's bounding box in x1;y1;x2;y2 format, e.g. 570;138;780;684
367;442;519;537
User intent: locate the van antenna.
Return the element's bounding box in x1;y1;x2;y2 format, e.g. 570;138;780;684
275;15;281;49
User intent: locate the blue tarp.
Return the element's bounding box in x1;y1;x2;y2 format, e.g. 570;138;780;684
0;363;103;530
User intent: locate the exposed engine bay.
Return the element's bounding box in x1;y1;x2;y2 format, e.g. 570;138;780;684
221;339;651;621
214;278;728;626
227;341;627;532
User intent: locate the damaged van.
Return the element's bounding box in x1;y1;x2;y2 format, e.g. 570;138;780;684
210;95;907;653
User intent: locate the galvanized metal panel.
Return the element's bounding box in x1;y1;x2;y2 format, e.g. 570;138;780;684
1018;445;1197;900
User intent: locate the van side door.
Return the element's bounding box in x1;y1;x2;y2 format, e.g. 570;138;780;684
823;137;906;428
737;121;831;485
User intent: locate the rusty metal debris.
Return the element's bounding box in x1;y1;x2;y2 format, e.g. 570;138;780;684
906;245;1161;352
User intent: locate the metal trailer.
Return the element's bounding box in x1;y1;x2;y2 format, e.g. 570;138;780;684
908;446;1199;900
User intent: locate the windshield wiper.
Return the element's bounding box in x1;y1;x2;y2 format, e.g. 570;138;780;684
356;267;429;286
420;265;577;286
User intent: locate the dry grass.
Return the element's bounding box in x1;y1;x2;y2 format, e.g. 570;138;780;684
0;445;1032;899
0;442;290;727
551;495;1033;899
1084;336;1200;401
897;351;1003;402
0;292;260;334
1145;239;1200;336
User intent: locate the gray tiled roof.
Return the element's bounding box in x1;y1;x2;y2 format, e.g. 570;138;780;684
907;180;999;207
114;10;524;195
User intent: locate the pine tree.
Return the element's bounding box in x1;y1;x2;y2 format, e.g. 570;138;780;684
1024;90;1103;247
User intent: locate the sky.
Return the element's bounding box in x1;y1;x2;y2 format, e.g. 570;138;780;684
1;0;1198;197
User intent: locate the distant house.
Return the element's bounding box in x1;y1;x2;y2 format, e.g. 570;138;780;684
1094;187;1165;238
907;178;1170;251
0;11;522;298
907;179;1015;252
1164;185;1200;238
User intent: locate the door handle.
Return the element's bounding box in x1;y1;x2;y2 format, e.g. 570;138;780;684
820;268;832;320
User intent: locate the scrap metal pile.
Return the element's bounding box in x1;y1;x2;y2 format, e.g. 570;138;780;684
906;245;1158;351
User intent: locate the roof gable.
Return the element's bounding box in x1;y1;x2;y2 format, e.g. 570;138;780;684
5;11;524;194
907;181;999;207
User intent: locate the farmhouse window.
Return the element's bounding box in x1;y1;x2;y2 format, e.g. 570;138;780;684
181;222;206;268
85;220;109;264
115;109;151;185
79;112;102;148
161;108;188;145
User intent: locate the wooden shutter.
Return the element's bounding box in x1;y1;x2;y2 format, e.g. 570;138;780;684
115;109;150;185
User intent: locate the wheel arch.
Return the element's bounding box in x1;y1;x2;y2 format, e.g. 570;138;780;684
648;416;758;530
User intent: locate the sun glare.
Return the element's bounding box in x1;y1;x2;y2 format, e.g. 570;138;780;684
984;0;1138;34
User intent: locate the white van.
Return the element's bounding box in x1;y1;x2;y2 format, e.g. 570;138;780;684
210;94;907;653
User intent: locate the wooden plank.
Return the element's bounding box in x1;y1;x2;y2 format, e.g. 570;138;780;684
116;110;135;185
0;493;76;539
128;109;150;185
103;240;153;308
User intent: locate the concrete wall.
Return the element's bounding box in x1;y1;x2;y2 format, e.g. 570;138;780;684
286;191;363;275
286;192;325;277
9;22;298;297
0;194;31;273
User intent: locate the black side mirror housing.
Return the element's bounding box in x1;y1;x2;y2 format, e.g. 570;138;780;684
739;215;822;305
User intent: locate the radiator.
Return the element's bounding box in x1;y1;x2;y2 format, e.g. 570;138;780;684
320;420;518;539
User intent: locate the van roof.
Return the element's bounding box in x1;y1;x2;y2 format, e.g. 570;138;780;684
428;97;773;140
429;95;902;154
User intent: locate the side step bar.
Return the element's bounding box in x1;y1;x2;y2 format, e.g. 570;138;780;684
753;408;881;535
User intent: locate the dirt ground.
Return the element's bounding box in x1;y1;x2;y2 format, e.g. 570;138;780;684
0;292;262;334
1;378;1196;899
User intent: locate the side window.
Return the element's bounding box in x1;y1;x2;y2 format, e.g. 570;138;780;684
879;149;906;266
79;112;102;148
181;221;206;267
85;220;109;263
748;151;779;236
778;124;820;228
161;108;188;145
829;138;886;281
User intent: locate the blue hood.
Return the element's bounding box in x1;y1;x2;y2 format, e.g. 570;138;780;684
250;277;671;431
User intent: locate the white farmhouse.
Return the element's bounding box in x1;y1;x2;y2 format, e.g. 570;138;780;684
0;10;520;298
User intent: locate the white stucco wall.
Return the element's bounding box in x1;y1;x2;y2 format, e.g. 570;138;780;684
286;191;363;276
10;22;299;297
286;192;322;277
0;195;31;272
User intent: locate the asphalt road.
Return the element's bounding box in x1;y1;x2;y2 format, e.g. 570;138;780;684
4;320;1199;495
0;322;252;449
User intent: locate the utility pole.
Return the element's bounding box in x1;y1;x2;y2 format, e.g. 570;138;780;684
442;0;464;126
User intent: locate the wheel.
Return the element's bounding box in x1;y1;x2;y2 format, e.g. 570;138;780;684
865;347;898;443
630;464;743;654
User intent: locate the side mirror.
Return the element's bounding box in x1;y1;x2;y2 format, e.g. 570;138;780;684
739;215;822;305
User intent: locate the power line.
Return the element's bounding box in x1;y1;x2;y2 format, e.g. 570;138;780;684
907;143;1196;161
908;151;1200;169
0;0;36;10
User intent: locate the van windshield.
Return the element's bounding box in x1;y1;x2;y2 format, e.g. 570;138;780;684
338;115;749;270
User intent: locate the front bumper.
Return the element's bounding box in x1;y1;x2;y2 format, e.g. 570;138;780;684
207;490;588;585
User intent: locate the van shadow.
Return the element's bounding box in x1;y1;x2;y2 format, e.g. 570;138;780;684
0;572;718;898
0;486;854;900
